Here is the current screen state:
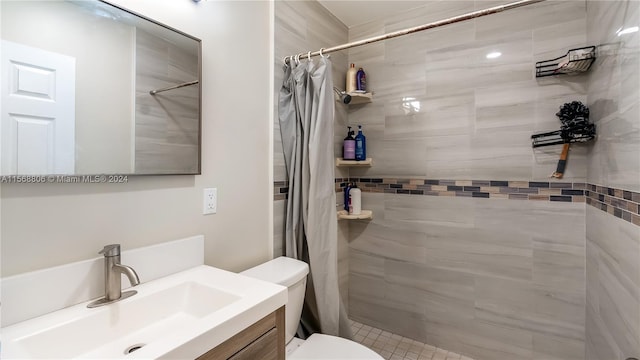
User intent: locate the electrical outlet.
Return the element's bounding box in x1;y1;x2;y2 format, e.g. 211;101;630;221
203;188;217;215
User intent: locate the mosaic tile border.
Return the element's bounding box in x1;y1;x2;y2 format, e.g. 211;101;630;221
274;180;289;201
586;184;640;226
274;179;640;227
339;178;587;202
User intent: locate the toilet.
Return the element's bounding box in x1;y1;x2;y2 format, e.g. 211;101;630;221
241;256;383;359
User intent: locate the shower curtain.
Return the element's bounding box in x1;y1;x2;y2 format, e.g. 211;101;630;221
278;56;351;339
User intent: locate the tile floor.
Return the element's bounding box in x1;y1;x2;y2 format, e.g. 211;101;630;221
350;320;475;360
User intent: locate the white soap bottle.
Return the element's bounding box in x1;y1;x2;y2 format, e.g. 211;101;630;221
349;187;361;215
346;63;357;93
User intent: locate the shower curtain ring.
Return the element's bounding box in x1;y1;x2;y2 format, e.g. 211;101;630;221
307;51;312;61
284;56;290;64
319;48;325;58
295;54;301;64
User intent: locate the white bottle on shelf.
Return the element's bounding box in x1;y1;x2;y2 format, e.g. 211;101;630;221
349;187;361;215
346;63;357;93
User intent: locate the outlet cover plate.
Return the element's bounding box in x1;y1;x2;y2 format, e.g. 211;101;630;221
203;188;217;215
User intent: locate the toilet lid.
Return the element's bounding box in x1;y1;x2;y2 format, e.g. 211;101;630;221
288;333;383;360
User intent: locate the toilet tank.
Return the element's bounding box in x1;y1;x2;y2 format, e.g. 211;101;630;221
240;256;309;344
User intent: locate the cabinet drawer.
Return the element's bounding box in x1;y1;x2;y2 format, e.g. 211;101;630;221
197;306;285;360
230;328;277;360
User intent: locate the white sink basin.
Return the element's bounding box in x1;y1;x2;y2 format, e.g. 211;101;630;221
2;265;287;359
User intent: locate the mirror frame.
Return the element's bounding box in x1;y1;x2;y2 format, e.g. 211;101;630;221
101;0;203;176
1;0;203;177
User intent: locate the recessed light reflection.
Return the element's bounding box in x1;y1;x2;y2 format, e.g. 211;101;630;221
617;26;639;36
486;51;502;59
402;97;421;114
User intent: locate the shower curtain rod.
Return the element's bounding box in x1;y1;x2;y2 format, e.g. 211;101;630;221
284;0;545;64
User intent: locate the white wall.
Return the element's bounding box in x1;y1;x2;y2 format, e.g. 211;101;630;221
0;0;273;277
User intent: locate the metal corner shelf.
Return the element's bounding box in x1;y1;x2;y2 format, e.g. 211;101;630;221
535;46;596;78
337;209;373;220
335;158;373;167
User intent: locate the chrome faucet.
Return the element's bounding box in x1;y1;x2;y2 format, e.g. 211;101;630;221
87;244;140;308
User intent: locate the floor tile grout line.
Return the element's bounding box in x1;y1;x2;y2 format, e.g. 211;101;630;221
349;319;474;360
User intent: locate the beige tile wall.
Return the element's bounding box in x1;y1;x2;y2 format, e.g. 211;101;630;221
347;0;588;181
585;1;640;359
274;2;640;360
135;29;200;174
345;1;590;359
349;193;586;360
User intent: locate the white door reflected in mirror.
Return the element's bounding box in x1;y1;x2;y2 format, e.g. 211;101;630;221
0;0;201;177
1;40;75;175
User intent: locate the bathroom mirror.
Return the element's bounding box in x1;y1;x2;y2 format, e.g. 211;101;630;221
0;0;201;176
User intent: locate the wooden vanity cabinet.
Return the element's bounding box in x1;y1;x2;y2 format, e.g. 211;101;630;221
197;306;285;360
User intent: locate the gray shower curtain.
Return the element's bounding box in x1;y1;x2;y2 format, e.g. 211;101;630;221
278;56;351;339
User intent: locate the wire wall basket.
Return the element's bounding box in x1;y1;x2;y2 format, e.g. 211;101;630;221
535;46;596;78
531;129;596;148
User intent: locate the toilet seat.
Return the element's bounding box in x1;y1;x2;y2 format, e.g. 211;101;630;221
288;333;383;359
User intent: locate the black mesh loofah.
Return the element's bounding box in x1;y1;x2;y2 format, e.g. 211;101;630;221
555;101;596;142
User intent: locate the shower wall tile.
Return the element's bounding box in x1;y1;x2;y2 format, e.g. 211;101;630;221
348;39;385;65
349;192;587;360
585;206;640;359
374;62;428;102
585;306;621;360
533;17;588;62
349;249;384;278
346;102;385;140
586;1;640;359
586;0;640;192
279;2;639;360
348;0;588;183
384;1;474;33
385;92;475;139
475;81;537;133
349;221;427;264
441;320;533;360
349;19;385;42
387;260;476;324
423;225;533;282
347;4;589;357
474;276;583;341
383;194;474;236
134;30;199;174
474;0;585;42
424;32;534;98
338;217;349;310
273;200;285;257
350;264;430;341
532;237;585;293
533;333;585;360
371;139;429;177
473;196;585;241
384;22;476;65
